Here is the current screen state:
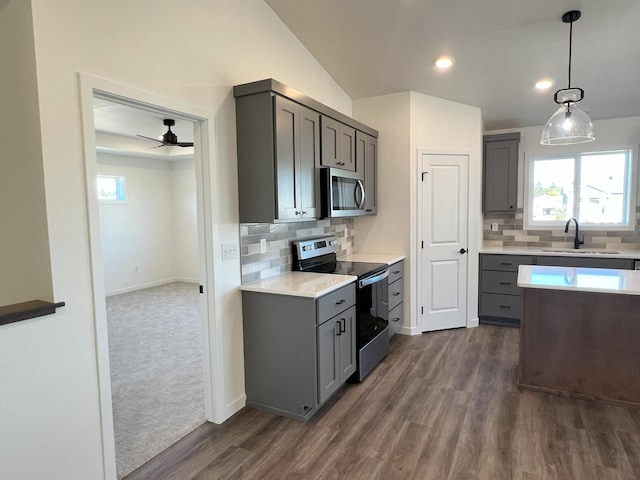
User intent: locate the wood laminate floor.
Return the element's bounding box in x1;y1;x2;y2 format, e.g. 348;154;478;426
124;325;640;480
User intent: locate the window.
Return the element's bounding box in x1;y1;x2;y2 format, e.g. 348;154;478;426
97;175;126;203
525;149;635;229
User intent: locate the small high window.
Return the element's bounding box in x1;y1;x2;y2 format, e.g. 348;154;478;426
525;149;636;229
97;175;126;203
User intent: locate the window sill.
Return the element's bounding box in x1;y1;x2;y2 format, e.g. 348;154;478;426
0;300;66;326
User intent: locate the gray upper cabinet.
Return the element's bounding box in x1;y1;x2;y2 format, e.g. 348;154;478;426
356;131;377;214
236;92;320;223
234;79;378;221
321;116;356;172
483;132;520;212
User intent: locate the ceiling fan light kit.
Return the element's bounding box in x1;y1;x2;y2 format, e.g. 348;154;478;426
137;118;194;148
540;10;595;146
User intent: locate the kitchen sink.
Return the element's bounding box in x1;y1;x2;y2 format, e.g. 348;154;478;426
541;249;619;255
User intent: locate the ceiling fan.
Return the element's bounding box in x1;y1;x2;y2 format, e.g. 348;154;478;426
137;118;193;148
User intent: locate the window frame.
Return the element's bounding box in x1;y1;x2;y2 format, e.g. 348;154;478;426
524;146;638;231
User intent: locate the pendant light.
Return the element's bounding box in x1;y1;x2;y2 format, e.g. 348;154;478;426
540;10;595;145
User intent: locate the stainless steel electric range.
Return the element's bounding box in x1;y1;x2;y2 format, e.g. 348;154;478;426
292;236;390;382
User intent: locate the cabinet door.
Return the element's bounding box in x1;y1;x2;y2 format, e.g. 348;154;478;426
483;137;518;212
321;116;356;172
274;96;301;220
338;306;357;382
364;134;377;214
356;131;377;213
339;124;356;172
299;106;320;219
317;317;340;404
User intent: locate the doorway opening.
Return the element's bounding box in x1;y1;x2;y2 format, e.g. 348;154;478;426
79;74;221;480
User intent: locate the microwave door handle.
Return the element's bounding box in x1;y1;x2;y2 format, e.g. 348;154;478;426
354;180;365;208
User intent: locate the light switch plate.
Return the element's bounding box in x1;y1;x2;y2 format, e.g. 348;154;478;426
221;242;239;260
260;238;267;254
490;222;499;232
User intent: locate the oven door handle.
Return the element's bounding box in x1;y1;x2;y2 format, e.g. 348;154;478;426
359;269;389;288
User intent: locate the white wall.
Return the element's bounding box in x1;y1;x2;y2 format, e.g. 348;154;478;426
172;158;200;282
97;153;198;296
486;116;640;209
353;91;483;334
0;0;52;305
0;1;353;479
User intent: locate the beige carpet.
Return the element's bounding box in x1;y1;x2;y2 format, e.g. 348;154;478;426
106;282;205;479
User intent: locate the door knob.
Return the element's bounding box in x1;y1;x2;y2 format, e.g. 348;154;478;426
459;248;468;254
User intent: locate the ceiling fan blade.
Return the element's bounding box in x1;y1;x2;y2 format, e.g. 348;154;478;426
175;142;194;147
137;134;163;144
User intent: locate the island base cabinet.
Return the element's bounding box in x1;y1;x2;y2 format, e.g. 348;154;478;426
519;288;640;406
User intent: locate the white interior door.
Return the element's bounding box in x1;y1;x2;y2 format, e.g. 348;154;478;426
420;153;468;331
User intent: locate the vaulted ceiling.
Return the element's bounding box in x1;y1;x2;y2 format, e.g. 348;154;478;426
264;0;640;130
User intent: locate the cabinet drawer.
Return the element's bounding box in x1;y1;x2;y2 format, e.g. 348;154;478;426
388;302;403;338
480;293;521;319
317;283;356;323
481;254;533;272
481;271;520;296
388;261;404;284
388;278;403;311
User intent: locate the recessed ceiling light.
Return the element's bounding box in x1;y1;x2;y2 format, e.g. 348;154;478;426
535;78;554;90
435;56;455;69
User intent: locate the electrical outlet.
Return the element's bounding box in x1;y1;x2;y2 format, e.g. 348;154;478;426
490;222;499;232
260;238;267;254
221;242;239;260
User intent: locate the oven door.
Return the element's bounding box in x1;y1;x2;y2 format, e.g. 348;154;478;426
358;269;389;347
322;168;366;218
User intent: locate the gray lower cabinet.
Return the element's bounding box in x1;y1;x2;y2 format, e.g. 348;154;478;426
317;305;356;404
242;282;356;421
236;92;320;223
536;256;634;270
483;133;520;213
479;253;636;326
380;260;404;338
479;254;533;327
321;116;356;172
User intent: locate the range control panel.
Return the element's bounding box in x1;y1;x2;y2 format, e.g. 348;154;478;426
293;236;339;260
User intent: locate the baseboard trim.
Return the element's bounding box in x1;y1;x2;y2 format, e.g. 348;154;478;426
218;394;246;423
399;325;421;336
106;277;199;297
467;316;479;328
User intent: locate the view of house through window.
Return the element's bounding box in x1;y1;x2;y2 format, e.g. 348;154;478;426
526;150;633;228
97;175;126;203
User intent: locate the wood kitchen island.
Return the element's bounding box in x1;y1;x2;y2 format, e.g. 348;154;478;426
517;264;640;407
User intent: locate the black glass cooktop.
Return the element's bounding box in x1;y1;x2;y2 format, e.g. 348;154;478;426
308;260;387;279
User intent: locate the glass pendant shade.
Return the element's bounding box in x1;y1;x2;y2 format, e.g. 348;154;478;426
540;96;595;145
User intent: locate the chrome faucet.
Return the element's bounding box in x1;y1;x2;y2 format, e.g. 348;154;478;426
564;217;584;249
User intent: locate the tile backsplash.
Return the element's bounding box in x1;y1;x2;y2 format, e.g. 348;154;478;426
240;218;354;284
483;207;640;250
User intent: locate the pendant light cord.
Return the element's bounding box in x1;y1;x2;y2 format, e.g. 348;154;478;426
568;19;573;89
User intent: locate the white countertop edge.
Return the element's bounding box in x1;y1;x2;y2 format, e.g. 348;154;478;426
480;245;640;260
338;253;406;265
517;264;640;295
239;272;357;298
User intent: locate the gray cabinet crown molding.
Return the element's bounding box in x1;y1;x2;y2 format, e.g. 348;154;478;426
233;78;378;138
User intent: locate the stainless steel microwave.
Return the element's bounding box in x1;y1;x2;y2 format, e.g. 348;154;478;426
321;168;366;218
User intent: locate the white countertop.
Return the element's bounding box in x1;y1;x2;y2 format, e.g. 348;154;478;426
239;271;356;298
339;253;405;265
481;245;640;259
517;265;640;295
